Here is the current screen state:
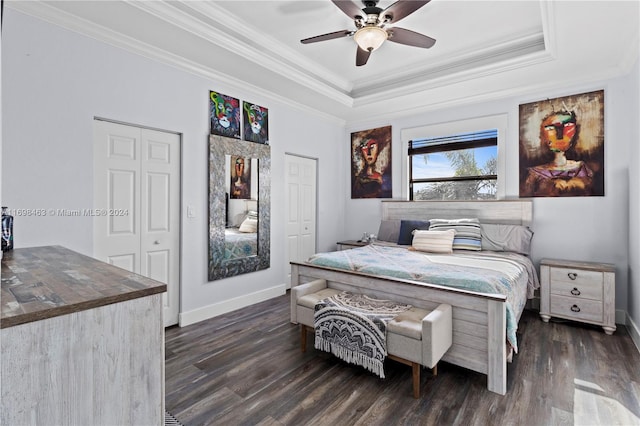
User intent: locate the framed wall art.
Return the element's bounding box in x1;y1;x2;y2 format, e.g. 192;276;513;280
243;101;269;144
229;155;251;200
351;125;392;199
519;90;605;197
209;91;240;139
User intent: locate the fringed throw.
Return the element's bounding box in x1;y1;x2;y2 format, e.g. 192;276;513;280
314;291;411;378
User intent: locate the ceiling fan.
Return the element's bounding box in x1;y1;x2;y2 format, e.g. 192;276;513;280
300;0;436;66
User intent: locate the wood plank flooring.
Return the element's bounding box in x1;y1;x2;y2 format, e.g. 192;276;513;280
165;292;640;425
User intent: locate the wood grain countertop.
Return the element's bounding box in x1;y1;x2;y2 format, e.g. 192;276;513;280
1;246;167;329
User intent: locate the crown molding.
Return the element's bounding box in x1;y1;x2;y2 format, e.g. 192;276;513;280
352;32;549;104
128;1;355;107
179;1;354;92
6;1;347;126
346;62;631;125
7;0;636;126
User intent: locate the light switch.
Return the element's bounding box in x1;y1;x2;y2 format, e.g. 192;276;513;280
187;205;195;218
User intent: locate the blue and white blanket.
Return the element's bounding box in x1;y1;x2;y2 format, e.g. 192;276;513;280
307;244;539;352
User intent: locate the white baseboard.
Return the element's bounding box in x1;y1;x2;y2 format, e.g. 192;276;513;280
626;312;640;355
178;284;286;327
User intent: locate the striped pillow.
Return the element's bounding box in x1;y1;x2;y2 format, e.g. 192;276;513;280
411;229;455;254
428;218;482;251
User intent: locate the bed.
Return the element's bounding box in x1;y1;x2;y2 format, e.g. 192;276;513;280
224;228;257;260
290;200;537;395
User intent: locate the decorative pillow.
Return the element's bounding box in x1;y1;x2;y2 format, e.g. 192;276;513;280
397;220;431;245
480;223;534;255
377;220;401;243
238;216;258;233
428;218;482;251
411;230;455;254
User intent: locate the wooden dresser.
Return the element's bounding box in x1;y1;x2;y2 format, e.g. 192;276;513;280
1;246;167;425
539;258;616;335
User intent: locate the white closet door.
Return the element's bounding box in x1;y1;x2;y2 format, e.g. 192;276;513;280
93;120;181;327
285;154;317;287
93;121;142;273
140;128;180;327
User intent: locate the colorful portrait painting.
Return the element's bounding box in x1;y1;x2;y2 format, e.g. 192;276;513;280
243;101;269;145
519;90;605;197
229;155;251;200
351;125;392;199
210;91;240;139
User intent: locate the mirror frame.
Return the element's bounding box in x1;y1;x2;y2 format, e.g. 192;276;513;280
208;135;270;280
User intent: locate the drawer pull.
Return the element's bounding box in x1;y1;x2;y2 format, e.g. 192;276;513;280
570;287;581;296
570;304;581;312
568;272;578;280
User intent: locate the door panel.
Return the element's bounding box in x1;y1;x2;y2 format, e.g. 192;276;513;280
146;173;170;232
94;121;181;327
108;254;136;273
284;154;317;287
94;121;142;274
140;128;180;327
146;250;170;284
109;170;137;235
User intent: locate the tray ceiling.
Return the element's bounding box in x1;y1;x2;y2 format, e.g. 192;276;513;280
6;0;639;123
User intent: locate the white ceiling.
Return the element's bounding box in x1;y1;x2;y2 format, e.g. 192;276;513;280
7;0;640;123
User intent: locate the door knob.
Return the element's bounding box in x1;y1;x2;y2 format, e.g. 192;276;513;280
154;240;160;245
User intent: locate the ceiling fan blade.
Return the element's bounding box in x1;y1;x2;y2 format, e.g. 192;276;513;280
383;0;431;24
301;30;352;44
387;27;436;48
331;0;364;19
356;47;371;66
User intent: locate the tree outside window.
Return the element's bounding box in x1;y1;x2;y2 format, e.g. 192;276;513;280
409;130;497;201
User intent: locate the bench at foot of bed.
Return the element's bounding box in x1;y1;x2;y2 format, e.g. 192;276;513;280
291;279;453;398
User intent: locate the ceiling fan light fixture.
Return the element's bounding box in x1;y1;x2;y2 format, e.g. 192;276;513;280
354;26;387;52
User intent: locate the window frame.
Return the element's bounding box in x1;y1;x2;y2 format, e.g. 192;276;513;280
400;114;507;200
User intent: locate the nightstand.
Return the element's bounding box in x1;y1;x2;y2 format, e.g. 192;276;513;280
336;240;368;251
539;258;616;335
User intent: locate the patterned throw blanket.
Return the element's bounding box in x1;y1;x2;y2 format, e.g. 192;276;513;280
314;292;412;378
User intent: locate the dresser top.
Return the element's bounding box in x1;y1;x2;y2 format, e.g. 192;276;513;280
1;246;166;328
539;258;616;273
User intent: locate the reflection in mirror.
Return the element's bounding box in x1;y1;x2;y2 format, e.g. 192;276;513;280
209;135;270;281
224;154;259;259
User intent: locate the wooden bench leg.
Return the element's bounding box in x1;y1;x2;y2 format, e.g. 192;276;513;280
301;325;308;352
412;362;420;399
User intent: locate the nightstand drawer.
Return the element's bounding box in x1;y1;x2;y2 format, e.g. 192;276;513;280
550;295;602;323
549;267;603;287
549;280;602;301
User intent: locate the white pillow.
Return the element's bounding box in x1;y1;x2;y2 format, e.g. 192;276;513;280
238;216;258;233
411;229;455;254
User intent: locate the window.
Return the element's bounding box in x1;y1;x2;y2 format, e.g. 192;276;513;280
409;129;498;200
401;114;507;200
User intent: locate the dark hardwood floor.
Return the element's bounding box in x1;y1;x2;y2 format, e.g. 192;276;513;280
165;292;640;426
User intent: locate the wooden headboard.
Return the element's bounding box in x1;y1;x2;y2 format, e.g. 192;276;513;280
381;200;533;227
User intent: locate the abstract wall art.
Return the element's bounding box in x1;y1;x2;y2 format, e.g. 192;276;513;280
351;125;392;199
243;101;269;145
519;90;605;197
209;91;240;139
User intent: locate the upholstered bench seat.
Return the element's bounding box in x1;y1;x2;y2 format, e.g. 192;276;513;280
291;279;453;398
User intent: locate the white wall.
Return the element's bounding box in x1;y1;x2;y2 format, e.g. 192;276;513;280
344;75;636;316
3;8;638;328
1;10;346;321
628;57;640;344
